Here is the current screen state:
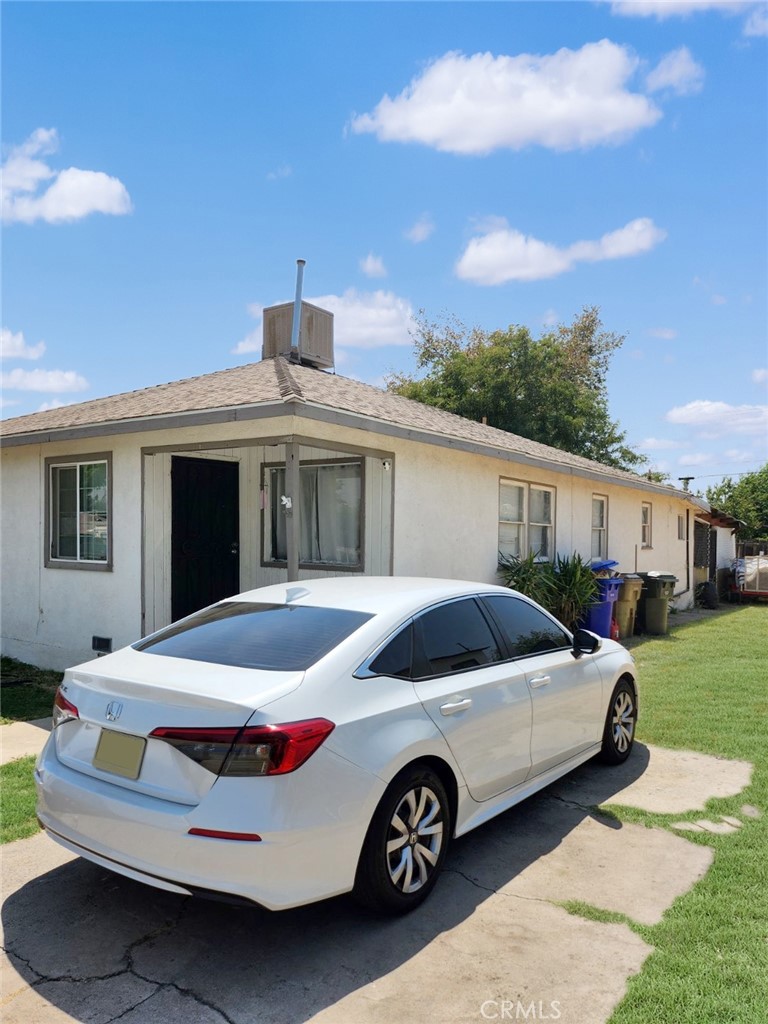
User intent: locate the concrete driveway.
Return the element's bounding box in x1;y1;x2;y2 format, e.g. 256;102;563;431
1;744;752;1024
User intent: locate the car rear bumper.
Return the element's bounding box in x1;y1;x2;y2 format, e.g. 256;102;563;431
35;734;384;911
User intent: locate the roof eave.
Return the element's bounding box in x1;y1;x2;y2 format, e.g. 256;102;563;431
1;394;698;501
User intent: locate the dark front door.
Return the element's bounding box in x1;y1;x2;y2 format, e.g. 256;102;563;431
171;456;240;621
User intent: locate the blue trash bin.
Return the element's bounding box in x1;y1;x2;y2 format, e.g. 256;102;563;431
584;577;623;638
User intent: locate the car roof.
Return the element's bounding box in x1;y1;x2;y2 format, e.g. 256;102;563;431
229;576;513;616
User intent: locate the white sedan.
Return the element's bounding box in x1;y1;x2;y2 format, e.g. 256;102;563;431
36;577;638;913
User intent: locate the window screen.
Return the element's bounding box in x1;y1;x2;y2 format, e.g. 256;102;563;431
135;602;372;671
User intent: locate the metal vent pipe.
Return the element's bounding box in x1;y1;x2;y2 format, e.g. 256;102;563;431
290;259;306;357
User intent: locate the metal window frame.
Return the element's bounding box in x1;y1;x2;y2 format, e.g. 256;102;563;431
499;478;556;560
44;452;113;571
641;501;653;549
261;456;365;571
591;494;608;560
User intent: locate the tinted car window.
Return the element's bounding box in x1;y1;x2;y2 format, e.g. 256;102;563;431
416;599;501;677
482;595;570;657
134;602;372;671
368;623;413;678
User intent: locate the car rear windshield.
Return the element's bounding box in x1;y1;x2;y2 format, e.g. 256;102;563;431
133;602;373;671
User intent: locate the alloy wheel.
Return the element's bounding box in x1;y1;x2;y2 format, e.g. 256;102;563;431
612;689;635;753
385;784;444;894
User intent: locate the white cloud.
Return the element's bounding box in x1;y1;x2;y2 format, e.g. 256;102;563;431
266;164;292;181
350;41;663;155
646;47;705;96
309;289;415;348
744;5;768;35
231;329;261;356
1;367;88;392
542;308;559;327
611;1;750;20
711;293;727;305
647;327;678;339
723;448;756;462
752;368;768;384
611;1;765;36
678;451;715;467
666;399;768;436
1;327;46;360
456;216;666;285
2;128;132;225
38;398;70;412
405;214;435;243
360;253;387;278
639;437;684;450
232;290;415;355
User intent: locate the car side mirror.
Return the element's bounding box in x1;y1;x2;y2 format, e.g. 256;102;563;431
572;628;602;658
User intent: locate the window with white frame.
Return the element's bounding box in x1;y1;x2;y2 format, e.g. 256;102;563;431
591;495;608;560
641;502;653;548
46;455;111;569
678;514;686;541
499;480;554;559
265;460;362;568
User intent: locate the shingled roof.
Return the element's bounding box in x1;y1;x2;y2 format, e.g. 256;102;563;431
1;356;683;494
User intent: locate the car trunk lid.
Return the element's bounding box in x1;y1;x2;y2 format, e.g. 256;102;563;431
52;646;304;805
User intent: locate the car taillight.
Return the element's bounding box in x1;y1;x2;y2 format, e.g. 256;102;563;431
53;687;79;729
149;718;335;777
147;727;240;774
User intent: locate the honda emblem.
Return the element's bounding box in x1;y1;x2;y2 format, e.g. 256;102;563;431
105;701;123;722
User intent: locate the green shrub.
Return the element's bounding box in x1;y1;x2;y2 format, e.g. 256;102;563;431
497;551;555;608
498;551;598;631
550;553;599;631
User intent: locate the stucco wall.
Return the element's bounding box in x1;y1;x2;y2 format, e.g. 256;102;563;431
382;440;693;601
1;436;144;670
2;412;697;670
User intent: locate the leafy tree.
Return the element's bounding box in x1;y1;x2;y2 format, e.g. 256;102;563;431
386;307;645;470
706;464;768;539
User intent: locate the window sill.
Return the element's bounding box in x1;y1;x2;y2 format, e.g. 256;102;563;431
45;559;112;572
262;561;363;573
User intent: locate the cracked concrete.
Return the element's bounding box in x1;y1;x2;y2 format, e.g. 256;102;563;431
548;743;752;814
1;742;753;1023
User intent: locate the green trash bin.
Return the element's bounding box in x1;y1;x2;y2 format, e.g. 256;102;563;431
637;572;678;634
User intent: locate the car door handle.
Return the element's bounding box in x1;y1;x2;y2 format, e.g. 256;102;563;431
528;675;551;689
439;698;473;716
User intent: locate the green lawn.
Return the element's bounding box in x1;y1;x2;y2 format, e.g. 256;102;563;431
1;656;62;723
0;755;40;844
602;604;768;1024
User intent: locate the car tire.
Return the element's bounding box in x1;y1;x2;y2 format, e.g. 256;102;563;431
353;764;451;914
600;679;637;765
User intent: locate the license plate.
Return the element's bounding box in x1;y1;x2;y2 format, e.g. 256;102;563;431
93;729;146;780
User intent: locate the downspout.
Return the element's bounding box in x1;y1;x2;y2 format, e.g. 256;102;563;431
686;508;691;595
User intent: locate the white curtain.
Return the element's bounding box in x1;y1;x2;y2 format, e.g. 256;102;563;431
271;463;361;566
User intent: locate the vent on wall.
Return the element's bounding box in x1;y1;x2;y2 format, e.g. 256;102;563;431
262;301;334;370
92;636;112;655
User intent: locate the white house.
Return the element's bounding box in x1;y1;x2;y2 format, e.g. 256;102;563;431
1;304;710;670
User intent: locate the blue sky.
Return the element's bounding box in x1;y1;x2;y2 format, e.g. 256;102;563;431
3;0;767;491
